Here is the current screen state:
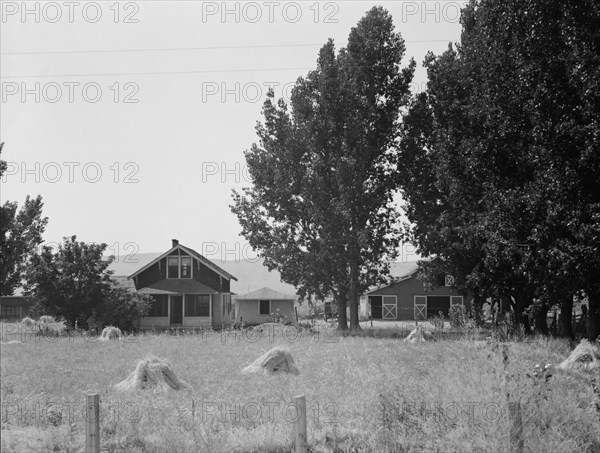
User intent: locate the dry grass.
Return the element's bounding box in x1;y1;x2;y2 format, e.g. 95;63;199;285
1;324;599;452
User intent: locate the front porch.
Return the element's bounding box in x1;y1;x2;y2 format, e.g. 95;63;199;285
139;291;232;329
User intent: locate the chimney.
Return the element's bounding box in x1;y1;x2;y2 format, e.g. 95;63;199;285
172;239;179;248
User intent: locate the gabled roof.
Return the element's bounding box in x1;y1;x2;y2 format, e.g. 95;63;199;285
235;287;296;300
365;261;420;295
127;243;237;281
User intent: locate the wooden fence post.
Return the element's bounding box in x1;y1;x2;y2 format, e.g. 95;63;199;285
509;401;524;453
85;393;100;453
294;395;307;453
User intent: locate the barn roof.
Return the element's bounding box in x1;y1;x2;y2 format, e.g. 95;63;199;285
365;261;420;295
235;287;296;301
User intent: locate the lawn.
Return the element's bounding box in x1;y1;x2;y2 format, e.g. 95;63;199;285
1;323;599;452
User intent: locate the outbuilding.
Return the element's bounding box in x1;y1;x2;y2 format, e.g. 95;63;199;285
234;287;296;325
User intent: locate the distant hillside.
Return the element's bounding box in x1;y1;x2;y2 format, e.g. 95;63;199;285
108;253;419;296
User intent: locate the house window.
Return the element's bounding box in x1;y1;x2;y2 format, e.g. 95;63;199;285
259;300;270;315
185;295;210;317
149;295;168;317
167;256;193;279
181;257;192;278
167;257;179;279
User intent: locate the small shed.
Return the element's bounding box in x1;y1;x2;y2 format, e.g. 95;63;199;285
0;296;36;320
234;287;296;325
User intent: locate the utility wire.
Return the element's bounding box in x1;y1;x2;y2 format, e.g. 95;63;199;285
0;40;453;56
1;67;318;78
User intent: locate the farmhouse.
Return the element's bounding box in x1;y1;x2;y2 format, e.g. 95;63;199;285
128;239;237;329
366;263;470;320
233;287;296;325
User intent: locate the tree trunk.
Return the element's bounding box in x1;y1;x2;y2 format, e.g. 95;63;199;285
471;288;484;326
559;295;573;339
335;291;348;331
512;292;532;334
348;260;361;331
533;305;549;336
587;288;600;341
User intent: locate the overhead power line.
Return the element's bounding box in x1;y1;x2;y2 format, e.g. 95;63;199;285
0;67;318;78
0;40;453;56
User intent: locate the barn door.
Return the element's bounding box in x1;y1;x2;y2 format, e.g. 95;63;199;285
382;296;397;320
451;296;464;307
414;296;427;321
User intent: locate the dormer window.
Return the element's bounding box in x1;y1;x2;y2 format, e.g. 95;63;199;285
167;256;192;279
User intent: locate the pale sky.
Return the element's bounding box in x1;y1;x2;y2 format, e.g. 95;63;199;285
1;1;464;263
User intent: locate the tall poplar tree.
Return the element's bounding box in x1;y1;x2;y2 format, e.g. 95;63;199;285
232;7;414;330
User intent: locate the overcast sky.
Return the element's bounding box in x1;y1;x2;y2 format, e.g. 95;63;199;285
1;1;464;263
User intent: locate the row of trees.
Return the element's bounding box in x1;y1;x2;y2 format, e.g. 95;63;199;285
232;2;600;339
397;0;600;340
1;143;150;330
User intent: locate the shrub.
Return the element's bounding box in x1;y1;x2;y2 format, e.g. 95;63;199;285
90;283;152;331
270;308;287;324
449;304;467;328
431;311;446;330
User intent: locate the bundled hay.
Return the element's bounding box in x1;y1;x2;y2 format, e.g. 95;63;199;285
558;340;600;371
21;317;36;327
403;325;433;343
115;355;190;392
242;346;299;375
100;326;122;341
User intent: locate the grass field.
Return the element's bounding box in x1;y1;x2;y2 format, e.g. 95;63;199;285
1;323;599;453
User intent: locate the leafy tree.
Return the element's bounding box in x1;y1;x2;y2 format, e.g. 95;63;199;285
232;7;414;330
26;236;150;330
0;142;49;296
398;0;600;339
25;236;114;328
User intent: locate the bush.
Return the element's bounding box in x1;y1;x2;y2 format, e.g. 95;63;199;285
90;283;152;331
449;304;467;328
431;311;446;330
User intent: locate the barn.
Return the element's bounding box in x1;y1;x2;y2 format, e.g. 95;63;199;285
233;287;296;325
366;263;470;321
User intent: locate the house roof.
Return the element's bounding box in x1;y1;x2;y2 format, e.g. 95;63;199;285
127;243;237;282
365;261;420;295
137;279;218;295
235;287;296;301
0;295;36;306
